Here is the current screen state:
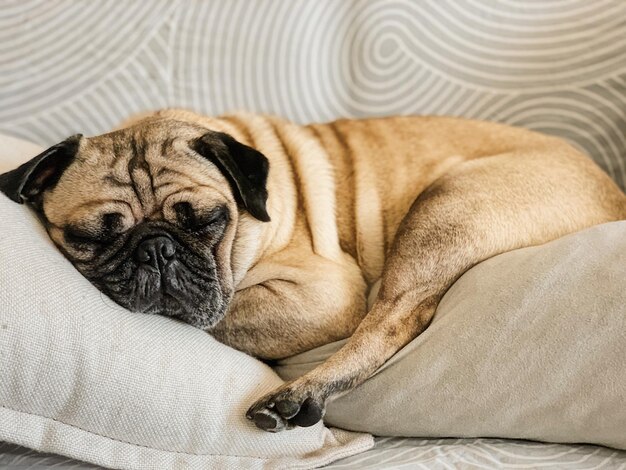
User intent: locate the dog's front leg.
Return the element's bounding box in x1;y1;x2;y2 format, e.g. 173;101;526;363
246;294;436;432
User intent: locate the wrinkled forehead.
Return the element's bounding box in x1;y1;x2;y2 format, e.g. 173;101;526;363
43;120;233;227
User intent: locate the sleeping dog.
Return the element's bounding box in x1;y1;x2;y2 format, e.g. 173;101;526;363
1;109;624;432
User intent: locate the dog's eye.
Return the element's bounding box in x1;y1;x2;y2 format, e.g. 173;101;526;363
102;212;123;233
201;206;229;227
173;202;229;232
64;226;102;246
64;212;123;246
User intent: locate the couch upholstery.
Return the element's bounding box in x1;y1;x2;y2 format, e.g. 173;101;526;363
1;0;625;189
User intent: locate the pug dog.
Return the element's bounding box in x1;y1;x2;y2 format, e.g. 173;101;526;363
1;108;625;432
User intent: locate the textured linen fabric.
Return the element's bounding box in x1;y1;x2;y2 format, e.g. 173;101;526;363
0;137;373;470
276;221;626;450
1;1;626;191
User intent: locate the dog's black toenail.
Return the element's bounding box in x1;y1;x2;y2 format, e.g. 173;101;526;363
275;400;301;418
254;412;277;430
292;397;323;427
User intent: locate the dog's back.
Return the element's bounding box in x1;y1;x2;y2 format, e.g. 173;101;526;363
307;115;625;280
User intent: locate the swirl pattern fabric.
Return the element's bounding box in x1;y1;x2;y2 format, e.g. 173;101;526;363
2;438;626;469
1;0;625;189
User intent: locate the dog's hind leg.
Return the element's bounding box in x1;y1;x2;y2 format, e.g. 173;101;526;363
247;149;626;432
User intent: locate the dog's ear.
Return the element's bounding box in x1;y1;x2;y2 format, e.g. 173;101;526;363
0;134;82;204
192;132;270;222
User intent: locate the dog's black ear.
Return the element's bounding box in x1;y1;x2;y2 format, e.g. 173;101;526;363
192;132;270;222
0;134;82;204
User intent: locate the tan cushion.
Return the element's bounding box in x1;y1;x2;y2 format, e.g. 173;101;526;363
276;221;626;450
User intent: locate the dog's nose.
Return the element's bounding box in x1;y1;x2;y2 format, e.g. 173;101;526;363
135;236;176;267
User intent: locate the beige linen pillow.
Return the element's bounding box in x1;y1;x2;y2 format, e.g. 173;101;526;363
0;136;373;470
276;221;626;450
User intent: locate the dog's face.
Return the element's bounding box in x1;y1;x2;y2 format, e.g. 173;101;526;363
0;118;270;329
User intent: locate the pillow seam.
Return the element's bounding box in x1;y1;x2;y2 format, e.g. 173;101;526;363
0;403;288;460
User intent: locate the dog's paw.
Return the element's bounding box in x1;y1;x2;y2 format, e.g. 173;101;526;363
246;382;325;432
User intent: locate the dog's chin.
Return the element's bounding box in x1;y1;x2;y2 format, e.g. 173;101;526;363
156;300;228;331
143;296;226;330
110;290;229;331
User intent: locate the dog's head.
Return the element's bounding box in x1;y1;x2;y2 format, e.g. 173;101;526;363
0;118;270;329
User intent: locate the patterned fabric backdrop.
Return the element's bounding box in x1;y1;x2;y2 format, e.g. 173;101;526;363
1;0;625;189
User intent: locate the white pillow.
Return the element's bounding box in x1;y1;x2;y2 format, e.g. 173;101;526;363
0;136;373;469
